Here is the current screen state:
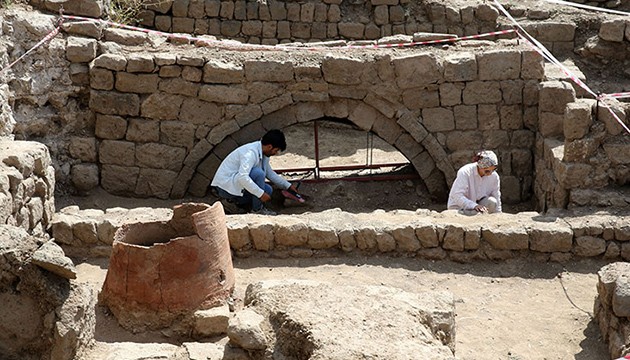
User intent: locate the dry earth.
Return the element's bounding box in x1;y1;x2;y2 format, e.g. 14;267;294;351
76;256;610;360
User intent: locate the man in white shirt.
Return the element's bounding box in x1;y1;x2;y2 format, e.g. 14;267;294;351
447;150;502;214
211;129;299;215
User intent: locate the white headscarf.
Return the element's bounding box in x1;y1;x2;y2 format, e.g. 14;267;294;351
476;150;498;168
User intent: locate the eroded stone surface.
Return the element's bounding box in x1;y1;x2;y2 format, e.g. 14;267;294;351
238;279;455;359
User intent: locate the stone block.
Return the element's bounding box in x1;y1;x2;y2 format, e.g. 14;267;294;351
66;37;97;63
275;220;308;247
597;101;627;136
338;22;364;39
443;52;476;82
126;119;160;143
135;143;186;171
538;112;564;138
250;222;275;251
439;83;463;107
322;56;364;85
180;98;222;126
140;93;184;120
376;231;396;252
135;168;178;199
477;50;521;81
308;225;339;249
127;54;155;73
534;22;576;42
92;54;127;71
94;114;127;140
482;224;529;250
89;90;139;116
521;49;545;80
158;78;199;97
422;108;455;132
244;60;294;82
463;81;502;105
574;236;606;257
69;137;97;162
194;305;230;337
89;68;114;90
415;223;438;248
228;221;251;250
391;226;420;252
104;28;149;46
202;59;244;84
71;164;99;192
99;140;135;166
115;73;159;94
161;121;196;150
564;100;593;140
538;81;575;114
402;86;440;110
529;221;573;253
599;19;626;42
101;165;140;195
199;85;248;104
393;53;443;89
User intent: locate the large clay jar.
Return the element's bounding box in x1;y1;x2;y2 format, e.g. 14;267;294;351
100;202;235;332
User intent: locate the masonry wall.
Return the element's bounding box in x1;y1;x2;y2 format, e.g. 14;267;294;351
52;205;630;261
63;39;545;204
533;80;630;211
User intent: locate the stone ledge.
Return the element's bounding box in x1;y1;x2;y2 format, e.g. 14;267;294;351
52;204;630;262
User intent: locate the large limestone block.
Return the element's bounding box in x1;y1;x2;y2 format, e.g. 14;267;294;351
322;55;364;85
477;50;521;81
539;81;576;114
393;53;443;89
244;60;294;82
599;19;626;42
203;59;245;83
66;37;98;63
482;223;529;250
564;100;593;140
243;280;456;359
528;219;573;253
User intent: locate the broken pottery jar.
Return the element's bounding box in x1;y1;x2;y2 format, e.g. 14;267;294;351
99;202;235;332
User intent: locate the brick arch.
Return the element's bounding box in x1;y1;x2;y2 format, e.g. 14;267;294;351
177;101;454;199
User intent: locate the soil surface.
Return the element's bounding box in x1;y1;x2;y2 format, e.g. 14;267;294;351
76;256;610;360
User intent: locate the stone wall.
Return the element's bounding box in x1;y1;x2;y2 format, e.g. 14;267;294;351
0;225;96;360
64;38;544;204
0;140;56;236
51;205;630;261
595;262;630;359
533;80;630;211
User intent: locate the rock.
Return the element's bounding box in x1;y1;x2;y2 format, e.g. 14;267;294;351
227;308;268;350
31;240;77;279
241;279;455;359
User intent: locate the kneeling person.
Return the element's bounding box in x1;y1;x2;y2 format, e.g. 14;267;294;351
211;129;299;215
447;150;502;214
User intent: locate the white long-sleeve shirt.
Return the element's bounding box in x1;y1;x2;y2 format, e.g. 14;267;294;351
211;141;291;198
447;162;502;212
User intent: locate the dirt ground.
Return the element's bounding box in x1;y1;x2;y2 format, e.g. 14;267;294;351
75;256;610;360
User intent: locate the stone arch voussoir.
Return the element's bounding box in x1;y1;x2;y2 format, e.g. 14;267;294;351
180;102;455;199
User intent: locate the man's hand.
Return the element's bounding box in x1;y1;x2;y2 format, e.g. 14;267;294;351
474;204;488;213
288;184;300;193
260;192;272;202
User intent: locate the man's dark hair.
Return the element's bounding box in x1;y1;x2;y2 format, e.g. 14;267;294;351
261;129;287;151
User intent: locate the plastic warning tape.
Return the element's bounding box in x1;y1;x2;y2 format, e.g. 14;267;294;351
63;14;515;51
0;26;61;75
602;91;630;99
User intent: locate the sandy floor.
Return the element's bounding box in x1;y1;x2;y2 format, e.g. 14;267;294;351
76;255;610;360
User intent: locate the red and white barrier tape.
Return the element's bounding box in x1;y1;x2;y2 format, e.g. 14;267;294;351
602;92;630;100
0;25;61;75
493;0;630;135
544;0;630;16
62;14;515;51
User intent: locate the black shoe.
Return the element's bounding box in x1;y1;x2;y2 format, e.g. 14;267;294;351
219;198;246;214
